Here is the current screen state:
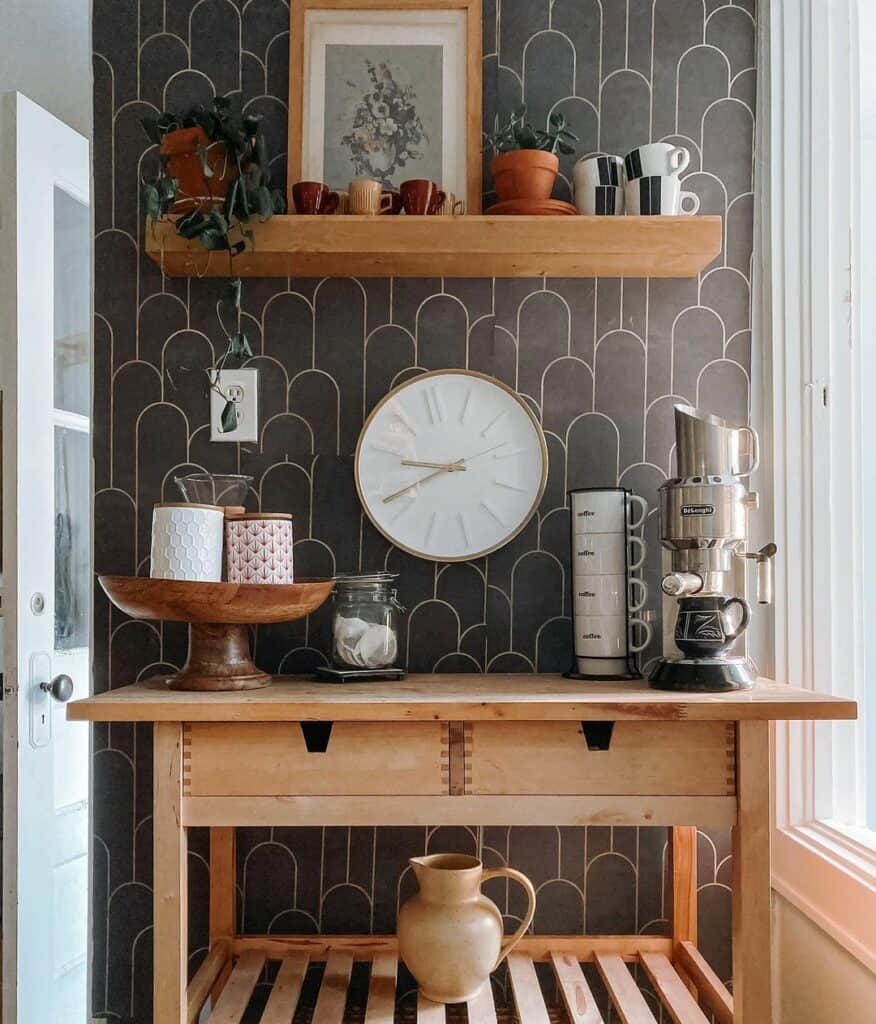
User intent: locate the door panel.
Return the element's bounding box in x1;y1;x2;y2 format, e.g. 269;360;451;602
0;92;91;1024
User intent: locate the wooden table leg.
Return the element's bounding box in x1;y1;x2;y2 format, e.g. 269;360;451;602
154;723;187;1024
210;827;237;998
670;826;698;994
732;721;772;1022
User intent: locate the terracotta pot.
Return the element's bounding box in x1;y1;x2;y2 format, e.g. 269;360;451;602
490;149;559;203
160;125;236;213
398;854;536;1003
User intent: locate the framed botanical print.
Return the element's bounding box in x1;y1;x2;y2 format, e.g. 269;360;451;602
288;0;482;212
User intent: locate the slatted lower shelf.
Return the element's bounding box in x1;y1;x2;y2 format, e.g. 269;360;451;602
189;940;734;1024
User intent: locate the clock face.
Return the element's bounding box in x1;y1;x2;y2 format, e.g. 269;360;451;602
355;370;547;561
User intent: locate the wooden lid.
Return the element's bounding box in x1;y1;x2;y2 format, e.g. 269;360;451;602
222;506;247;517
154;502;223;512
225;513;293;521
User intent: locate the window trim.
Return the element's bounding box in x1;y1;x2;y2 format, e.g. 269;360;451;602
763;0;876;967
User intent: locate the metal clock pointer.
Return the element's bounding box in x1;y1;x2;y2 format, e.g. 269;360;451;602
382;442;508;504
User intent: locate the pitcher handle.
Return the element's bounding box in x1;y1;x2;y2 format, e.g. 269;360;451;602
739;425;760;477
722;597;751;640
482;868;536;969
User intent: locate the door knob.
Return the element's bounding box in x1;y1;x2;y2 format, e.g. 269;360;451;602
40;674;74;702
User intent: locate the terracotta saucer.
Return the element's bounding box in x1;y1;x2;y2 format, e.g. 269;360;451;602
485;198;579;216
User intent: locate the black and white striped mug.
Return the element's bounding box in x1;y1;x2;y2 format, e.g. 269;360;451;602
573;153;624;189
624;142;690;180
624;175;700;215
575;184;624;216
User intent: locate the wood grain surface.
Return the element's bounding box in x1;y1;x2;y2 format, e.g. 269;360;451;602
98;575;333;624
144;215;723;279
69;674;857;723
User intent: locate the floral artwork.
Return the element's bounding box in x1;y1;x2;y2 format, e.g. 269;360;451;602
340;59;427;185
323;44;443;189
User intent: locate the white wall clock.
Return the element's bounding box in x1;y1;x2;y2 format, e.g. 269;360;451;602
355;370;548;562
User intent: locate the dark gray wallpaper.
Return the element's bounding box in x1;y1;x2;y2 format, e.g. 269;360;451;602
91;1;754;1020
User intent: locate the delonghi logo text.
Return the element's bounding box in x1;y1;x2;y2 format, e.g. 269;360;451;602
681;504;715;516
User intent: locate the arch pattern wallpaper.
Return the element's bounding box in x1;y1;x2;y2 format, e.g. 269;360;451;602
91;0;755;1020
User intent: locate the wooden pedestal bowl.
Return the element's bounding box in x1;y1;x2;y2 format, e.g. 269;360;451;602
99;576;334;691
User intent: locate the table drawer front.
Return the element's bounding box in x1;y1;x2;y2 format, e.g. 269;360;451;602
183;722;448;796
466;721;735;796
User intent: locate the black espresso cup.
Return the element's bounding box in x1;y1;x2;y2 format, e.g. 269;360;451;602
673;594;750;659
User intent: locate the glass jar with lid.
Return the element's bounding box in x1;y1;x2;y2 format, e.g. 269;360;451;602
332;572;404;669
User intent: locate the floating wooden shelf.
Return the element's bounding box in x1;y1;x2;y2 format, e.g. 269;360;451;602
144;215;722;279
188;936;734;1024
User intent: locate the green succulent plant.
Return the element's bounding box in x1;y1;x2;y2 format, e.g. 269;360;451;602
141;95;285;254
482;106;578;157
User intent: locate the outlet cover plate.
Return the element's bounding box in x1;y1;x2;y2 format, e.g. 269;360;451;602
210;369;258;443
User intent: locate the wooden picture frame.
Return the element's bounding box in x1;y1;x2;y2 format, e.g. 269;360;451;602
288;0;482;213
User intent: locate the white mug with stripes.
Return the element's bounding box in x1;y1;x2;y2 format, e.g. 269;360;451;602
624;175;700;215
574;154;624;215
624;142;690;180
575;184;624;215
573;153;624;189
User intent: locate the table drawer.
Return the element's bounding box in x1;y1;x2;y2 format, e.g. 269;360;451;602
183;721;448;796
465;721;735;796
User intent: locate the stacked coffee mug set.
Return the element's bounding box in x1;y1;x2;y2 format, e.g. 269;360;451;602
290;176;464;216
566;487;652;680
573;142;700;217
149;473;295;585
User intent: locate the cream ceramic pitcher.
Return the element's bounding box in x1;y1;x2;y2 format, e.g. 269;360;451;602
398;854;536;1003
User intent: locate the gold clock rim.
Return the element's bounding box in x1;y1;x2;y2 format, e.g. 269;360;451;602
354;368;549;563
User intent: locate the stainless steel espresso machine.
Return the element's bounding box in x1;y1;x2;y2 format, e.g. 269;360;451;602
649;405;777;692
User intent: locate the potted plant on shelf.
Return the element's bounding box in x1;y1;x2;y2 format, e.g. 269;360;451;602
140;95;285;254
483;106;578;204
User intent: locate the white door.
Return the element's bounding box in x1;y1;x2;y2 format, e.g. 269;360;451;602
0;93;91;1024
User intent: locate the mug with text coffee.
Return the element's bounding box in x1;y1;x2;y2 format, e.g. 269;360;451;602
574;615;652;657
571;488;648;534
573;532;646;575
574;574;648;616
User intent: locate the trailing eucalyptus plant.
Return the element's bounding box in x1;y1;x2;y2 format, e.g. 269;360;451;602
482;106;578;157
141;95;285;254
210;278;253;433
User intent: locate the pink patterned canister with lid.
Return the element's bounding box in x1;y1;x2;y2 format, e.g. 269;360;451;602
225;513;294;584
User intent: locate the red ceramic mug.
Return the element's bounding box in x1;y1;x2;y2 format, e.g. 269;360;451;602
400;179;446;215
292;180;339;214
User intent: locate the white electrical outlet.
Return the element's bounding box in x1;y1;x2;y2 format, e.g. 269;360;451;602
210;369;259;443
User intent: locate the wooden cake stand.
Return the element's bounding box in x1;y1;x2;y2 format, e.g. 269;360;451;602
99;575;334;691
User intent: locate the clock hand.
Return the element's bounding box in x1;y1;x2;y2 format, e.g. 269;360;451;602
456;441;508;463
400;459;467;471
382;465;456;504
382;443;508;504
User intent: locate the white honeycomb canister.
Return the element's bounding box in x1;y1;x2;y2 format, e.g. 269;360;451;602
150;503;224;582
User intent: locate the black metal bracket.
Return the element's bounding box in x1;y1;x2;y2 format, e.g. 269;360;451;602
300;722;333;752
580;721;614;751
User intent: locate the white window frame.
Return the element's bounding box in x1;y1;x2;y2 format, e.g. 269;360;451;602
763;0;876;970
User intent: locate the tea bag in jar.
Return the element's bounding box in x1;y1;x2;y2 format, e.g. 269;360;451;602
331;572;403;670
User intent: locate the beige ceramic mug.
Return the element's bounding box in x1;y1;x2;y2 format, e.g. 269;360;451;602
438;193;465;216
349;178;393;215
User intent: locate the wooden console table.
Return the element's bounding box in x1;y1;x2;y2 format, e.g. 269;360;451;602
69;675;856;1024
